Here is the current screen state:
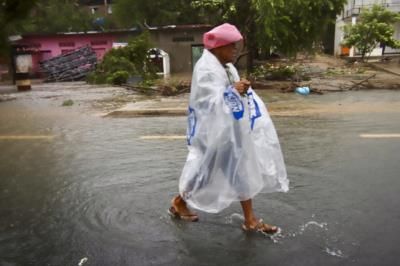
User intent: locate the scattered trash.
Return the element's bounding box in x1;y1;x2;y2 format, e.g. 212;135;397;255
295;86;310;95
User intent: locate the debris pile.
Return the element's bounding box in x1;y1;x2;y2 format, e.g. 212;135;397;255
123;80;191;96
40;46;97;82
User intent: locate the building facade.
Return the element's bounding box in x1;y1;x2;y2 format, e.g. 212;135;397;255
12;30;139;77
10;25;212;78
148;25;212;74
334;0;400;57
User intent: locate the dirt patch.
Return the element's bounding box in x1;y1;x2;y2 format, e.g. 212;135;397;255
251;54;400;93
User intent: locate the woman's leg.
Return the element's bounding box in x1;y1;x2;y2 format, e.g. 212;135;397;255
240;198;257;225
171;195;191;213
240;198;277;233
170;195;198;221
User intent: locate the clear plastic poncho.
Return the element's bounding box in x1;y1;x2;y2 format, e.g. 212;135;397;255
179;49;289;213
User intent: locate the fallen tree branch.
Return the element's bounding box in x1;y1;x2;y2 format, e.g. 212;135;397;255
122;83;190;96
347;74;376;90
122;84;159;94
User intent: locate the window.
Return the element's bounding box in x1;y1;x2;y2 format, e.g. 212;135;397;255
191;45;204;69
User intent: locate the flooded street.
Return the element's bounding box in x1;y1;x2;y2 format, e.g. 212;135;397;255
1;86;400;265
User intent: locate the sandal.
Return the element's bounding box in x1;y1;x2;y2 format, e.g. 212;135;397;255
168;206;199;222
242;219;279;234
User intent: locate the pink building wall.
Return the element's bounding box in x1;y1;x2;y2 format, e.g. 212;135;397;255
15;32;133;76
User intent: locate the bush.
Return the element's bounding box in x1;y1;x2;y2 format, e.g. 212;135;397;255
251;63;311;81
106;70;129;85
252;63;297;81
62;99;74;106
86;31;157;85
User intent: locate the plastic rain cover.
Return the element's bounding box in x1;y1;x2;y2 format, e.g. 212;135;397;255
179;49;289;213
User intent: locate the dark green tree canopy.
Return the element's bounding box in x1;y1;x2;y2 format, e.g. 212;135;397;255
254;0;347;56
2;0;349;66
112;0;347;70
23;0;94;33
113;0;208;27
1;0;38;56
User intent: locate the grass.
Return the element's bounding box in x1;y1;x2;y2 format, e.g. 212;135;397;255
62;99;74;106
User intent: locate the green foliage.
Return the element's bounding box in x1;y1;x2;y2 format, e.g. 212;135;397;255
106;70;130;85
113;0;206;27
87;32;157;85
0;0;38;56
324;66;366;76
1;0;95;56
254;0;347;57
191;0;346;70
190;0;229;23
23;0;94;33
1;0;353;70
112;0;348;66
342;4;400;61
251;63;308;81
62;99;74;106
85;72;106;84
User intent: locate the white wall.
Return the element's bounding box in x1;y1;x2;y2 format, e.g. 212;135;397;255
334;19;347;56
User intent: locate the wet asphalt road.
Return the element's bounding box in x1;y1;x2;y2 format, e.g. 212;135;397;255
1;87;400;266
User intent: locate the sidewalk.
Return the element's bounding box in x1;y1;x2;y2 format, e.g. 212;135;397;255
104;95;189;117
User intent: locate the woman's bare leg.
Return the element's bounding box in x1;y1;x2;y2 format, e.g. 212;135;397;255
170;195;198;221
240;199;277;232
240;198;257;225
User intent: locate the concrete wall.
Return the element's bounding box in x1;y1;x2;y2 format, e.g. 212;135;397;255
334;18;349;56
149;27;211;74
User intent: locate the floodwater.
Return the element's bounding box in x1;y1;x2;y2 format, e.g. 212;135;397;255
1;89;400;266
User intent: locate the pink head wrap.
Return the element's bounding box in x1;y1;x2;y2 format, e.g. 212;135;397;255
203;23;243;49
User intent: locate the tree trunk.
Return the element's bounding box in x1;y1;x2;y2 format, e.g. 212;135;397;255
244;5;256;74
104;0;108;15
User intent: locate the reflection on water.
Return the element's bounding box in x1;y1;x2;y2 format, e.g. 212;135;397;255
1;91;400;265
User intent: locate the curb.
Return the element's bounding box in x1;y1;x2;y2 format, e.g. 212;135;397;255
103;108;187;118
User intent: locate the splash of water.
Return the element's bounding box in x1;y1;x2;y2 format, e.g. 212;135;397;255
226;213;284;243
225;213;244;224
299;221;328;233
260;227;283;243
325;247;344;258
78;257;88;266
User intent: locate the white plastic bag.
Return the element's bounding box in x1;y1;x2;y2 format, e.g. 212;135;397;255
179;49;288;213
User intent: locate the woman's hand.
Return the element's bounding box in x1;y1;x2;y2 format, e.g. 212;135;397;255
234;79;251;95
